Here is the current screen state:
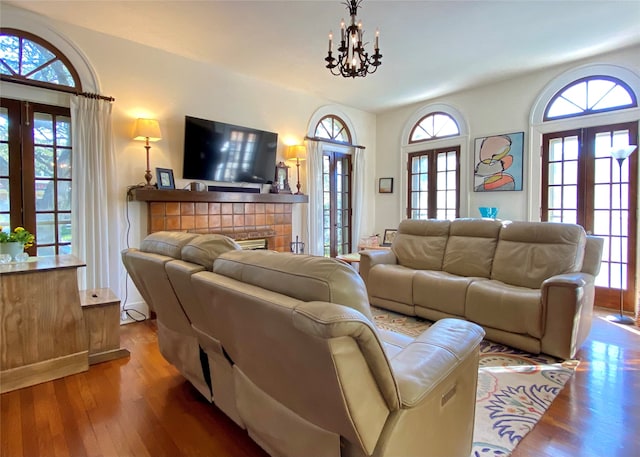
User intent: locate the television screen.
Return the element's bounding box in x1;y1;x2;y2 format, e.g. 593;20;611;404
183;116;278;184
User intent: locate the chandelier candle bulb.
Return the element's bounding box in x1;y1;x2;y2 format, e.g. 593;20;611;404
329;32;333;52
375;28;379;49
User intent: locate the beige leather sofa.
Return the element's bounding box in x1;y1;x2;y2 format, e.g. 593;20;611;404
360;218;604;360
122;231;485;457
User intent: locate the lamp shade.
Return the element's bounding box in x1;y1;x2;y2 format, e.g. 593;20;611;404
286;145;307;161
133;118;162;141
610;144;637;161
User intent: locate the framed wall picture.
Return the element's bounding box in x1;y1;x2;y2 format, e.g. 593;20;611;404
156;167;175;189
382;229;398;246
473;131;524;192
379;177;394;193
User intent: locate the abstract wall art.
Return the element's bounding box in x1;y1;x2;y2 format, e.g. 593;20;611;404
473;132;524;192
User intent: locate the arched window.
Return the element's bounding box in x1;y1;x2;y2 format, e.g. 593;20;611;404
0;28;81;92
312;115;353;257
409;112;460;143
544;76;636;121
1;29;80;256
314;115;351;143
406;111;461;220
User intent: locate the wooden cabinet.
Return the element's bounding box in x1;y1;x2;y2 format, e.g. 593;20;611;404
0;256;88;393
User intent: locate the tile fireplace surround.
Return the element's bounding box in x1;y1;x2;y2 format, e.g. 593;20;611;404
130;188;308;252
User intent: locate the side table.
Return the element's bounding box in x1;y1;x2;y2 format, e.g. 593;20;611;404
80;288;130;365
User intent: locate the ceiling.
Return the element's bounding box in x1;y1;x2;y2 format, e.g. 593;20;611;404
5;0;640;113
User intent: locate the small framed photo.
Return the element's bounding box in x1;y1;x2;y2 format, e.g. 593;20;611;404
379;177;394;193
156;167;175;190
382;229;398;246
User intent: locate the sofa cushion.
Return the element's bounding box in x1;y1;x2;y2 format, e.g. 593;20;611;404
393;219;450;270
443;219;502;278
140;231;198;258
491;221;586;289
181;234;241;270
213;249;374;321
368;264;416;306
413;270;479;317
466;279;543;339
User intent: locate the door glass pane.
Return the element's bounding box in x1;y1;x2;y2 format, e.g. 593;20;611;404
35;146;54;178
36;213;55;244
548;162;563;185
58;212;71;244
593;158;611;183
593;210;611;235
34;113;54;145
563;161;578;185
57;181;71;211
564;137;579;161
57;149;71;178
56;117;71;146
549;138;563;161
548;186;562;208
35;179;54;211
0;178;8;213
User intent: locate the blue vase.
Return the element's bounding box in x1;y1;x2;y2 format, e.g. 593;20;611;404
0;242;24;261
478;207;498;219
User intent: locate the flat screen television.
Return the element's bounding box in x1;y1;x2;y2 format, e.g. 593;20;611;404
182;115;278;184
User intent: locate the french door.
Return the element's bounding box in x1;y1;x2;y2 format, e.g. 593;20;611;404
322;151;352;257
407;146;460;220
542;122;638;311
0;98;72;256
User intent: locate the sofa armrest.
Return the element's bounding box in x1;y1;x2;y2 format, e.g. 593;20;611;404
390;319;484;408
359;249;397;286
541;272;596;359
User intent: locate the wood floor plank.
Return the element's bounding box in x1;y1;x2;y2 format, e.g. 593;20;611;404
2;309;638;457
1;390;22;457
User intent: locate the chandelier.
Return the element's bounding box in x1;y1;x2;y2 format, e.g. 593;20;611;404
325;0;382;78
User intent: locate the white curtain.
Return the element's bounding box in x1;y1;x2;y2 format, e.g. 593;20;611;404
305;140;324;256
352;147;366;248
70;96;120;292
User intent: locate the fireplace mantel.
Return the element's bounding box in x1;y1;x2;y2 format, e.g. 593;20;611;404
129;187;307;252
129;188;308;204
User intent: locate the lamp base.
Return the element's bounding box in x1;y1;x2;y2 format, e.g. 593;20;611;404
605;314;636;325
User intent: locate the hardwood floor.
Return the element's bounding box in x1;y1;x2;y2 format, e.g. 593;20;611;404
1;309;639;457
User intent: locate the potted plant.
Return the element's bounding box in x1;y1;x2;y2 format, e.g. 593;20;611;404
0;226;35;260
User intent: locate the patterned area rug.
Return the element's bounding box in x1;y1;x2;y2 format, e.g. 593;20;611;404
371;307;578;457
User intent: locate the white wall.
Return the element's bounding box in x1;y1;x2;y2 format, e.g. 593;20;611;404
374;44;640;233
1;5;377;316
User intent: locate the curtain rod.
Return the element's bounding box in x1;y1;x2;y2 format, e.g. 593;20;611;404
304;135;366;150
77;91;115;102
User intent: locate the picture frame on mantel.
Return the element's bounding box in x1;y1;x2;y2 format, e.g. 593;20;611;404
271;161;292;194
156;167;175;190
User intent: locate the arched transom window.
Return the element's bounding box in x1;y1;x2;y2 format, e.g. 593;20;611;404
544;76;636;120
0;28;81;92
409;112;460;143
314;115;351;143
